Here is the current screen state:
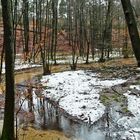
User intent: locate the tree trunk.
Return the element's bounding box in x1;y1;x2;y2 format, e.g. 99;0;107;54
0;0;15;139
53;0;58;65
121;0;140;67
0;46;4;82
23;0;29;61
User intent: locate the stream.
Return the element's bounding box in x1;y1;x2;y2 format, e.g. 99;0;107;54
14;68;108;140
15;75;120;140
17;86;127;140
0;67;139;140
17;86;108;140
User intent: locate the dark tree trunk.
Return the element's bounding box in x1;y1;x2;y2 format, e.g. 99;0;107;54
53;0;58;65
23;0;29;61
121;0;140;67
67;0;72;46
51;0;58;63
41;0;51;75
0;46;4;82
0;0;15;139
85;41;90;64
51;0;55;60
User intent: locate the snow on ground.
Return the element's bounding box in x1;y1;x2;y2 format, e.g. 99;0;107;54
0;120;3;134
1;61;41;74
136;68;140;71
54;51;123;64
41;70;126;124
116;85;140;140
15;63;41;71
1;51;123;73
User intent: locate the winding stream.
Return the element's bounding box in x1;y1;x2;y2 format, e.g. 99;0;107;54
5;68;108;140
14;70;115;140
0;67;71;139
0;67;139;140
18;90;108;140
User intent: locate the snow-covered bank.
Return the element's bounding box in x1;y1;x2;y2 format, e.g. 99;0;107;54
41;70;126;124
51;51;123;65
0;120;3;134
118;85;140;140
1;62;41;74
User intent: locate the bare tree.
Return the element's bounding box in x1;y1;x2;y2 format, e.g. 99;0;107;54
0;0;15;139
23;0;29;61
121;0;140;66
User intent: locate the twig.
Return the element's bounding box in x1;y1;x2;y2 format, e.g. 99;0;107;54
111;87;121;95
16;84;44;89
15;95;28;140
16;96;29;116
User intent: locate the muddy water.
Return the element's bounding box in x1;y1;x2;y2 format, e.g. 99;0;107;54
15;67;43;84
19;93;106;140
0;67;71;140
0;67;43;93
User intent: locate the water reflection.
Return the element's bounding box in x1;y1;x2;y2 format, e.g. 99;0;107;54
0;71;114;140
60;115;105;140
18;86;109;140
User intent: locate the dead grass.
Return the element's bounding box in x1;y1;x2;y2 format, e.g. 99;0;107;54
18;127;71;140
77;57;137;70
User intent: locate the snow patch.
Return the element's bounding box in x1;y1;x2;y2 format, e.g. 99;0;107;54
41;70;126;124
2;62;41;74
117;85;140;140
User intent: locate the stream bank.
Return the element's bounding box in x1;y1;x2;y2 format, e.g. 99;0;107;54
16;69;127;140
1;64;140;140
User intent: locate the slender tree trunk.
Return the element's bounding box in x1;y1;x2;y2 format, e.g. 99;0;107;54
0;0;15;139
23;0;29;61
41;0;51;75
13;0;17;60
100;0;113;61
121;0;140;67
67;0;72;46
35;0;39;44
32;0;36;62
53;0;58;65
51;0;55;60
79;1;84;56
0;46;4;82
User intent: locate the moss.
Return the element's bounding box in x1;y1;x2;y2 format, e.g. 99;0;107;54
135;81;140;85
100;94;120;105
100;93;131;116
122;107;130;113
112;94;120;102
100;94;110;105
100;92;127;106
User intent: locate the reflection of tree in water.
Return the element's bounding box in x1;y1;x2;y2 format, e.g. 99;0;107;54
105;132;111;140
17;82;114;140
27;83;33;112
25;83;60;129
44;102;60;130
105;105;112;140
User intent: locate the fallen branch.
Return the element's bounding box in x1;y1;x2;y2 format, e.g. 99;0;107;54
16;84;44;89
111;87;121;95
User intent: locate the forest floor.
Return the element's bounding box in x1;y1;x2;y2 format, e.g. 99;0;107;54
18;127;70;140
38;57;140;140
0;57;140;140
